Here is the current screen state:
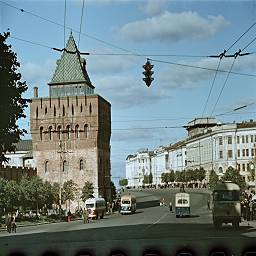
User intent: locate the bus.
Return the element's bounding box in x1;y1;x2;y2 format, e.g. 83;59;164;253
175;192;190;217
84;198;106;219
212;181;241;228
120;194;136;214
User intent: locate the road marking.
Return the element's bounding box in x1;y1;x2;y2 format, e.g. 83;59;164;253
142;211;169;231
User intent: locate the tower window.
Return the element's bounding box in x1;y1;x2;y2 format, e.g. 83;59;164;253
80;104;83;112
45;107;47;115
45;161;49;173
40;127;43;141
84;124;88;138
75;125;79;139
54;105;56;116
67;125;71;140
57;125;61;140
72;104;74;115
36;107;38;118
49;126;53;140
63;160;69;172
63;105;65;116
79;159;84;171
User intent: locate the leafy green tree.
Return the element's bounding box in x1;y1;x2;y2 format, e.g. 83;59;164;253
168;170;175;182
221;166;246;190
4;180;20;211
196;167;206;182
81;181;94;202
0;178;7;213
0;32;30;164
110;181;117;201
51;182;61;205
161;173;168;183
209;170;219;190
119;179;128;187
62;180;78;210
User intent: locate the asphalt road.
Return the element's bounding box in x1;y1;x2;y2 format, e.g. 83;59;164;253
0;189;256;256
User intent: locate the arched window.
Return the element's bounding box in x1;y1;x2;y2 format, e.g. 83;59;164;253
63;105;65;116
45;107;47;115
40;127;43;141
45;161;49;173
63;160;69;172
57;125;61;140
49;126;53;140
72;104;74;115
67;125;71;140
79;159;84;171
218;167;223;174
54;105;56;116
36;107;38;118
84;124;88;138
80;104;83;112
75;125;79;139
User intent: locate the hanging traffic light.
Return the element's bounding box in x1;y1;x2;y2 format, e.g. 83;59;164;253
143;59;154;87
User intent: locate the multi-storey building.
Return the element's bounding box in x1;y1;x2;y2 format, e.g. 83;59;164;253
126;118;256;186
30;34;111;202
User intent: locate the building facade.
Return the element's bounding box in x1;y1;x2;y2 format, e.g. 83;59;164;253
30;34;111;201
126;118;256;186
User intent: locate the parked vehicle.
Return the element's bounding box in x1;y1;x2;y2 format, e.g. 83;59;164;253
212;181;241;228
175;192;190;217
120;194;136;214
85;198;106;219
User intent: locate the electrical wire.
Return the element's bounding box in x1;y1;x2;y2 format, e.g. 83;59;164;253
210;57;237;116
148;58;256;78
201;58;222;117
78;0;85;49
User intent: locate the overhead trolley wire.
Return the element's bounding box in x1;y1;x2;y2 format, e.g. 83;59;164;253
78;0;85;49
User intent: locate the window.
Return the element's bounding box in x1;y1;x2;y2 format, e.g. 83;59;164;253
45;107;47;115
49;126;52;140
89;103;92;114
75;125;79;139
227;150;232;158
45;161;49;173
40;127;43;141
242;136;245;143
79;159;84;171
57;125;61;140
84;124;88;138
242;149;245;157
63;105;65;116
242;164;246;172
80;104;83;112
252;148;255;157
219;137;223;146
251;135;254;143
36;107;38;118
247;163;250;171
237;164;240;171
237;136;240;144
67;125;71;139
227;136;232;144
54;105;56;116
63;160;69;172
246;149;249;156
219;151;223;159
72;105;74;115
237;149;240;157
246;135;249;143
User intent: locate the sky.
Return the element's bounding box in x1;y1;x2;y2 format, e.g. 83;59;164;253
1;0;256;185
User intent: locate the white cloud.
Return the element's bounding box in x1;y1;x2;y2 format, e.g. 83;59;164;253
119;11;229;42
140;0;167;16
95;75;169;109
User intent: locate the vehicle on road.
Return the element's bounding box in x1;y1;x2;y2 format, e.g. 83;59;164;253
120;194;136;214
85;198;106;219
175;192;190;217
212;181;241;228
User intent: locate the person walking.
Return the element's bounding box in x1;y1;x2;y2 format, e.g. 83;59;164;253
5;213;11;233
169;201;173;212
83;208;89;224
11;214;16;233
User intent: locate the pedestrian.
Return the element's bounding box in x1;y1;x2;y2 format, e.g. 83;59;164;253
110;201;113;214
11;214;16;233
83;208;89;224
169;201;172;212
5;213;11;233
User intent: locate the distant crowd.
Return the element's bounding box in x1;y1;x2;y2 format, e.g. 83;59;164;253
241;190;256;221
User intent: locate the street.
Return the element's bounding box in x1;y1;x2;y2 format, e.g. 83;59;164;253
0;189;256;256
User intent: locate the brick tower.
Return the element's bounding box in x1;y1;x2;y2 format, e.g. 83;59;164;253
30;33;111;205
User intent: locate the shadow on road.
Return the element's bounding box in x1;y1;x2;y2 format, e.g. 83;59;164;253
136;200;160;209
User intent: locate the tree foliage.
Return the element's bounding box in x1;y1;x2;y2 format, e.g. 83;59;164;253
110;181;117;201
81;181;94;202
221;166;246;190
119;179;128;187
209;170;219;190
0;32;30;164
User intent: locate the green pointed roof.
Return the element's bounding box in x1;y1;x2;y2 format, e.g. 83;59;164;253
49;33;93;88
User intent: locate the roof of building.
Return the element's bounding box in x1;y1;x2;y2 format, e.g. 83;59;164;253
14;140;32;152
49;33;94;88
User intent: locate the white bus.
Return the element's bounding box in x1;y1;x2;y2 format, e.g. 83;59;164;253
120;194;136;214
85;198;106;219
175;192;190;217
212;181;241;228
